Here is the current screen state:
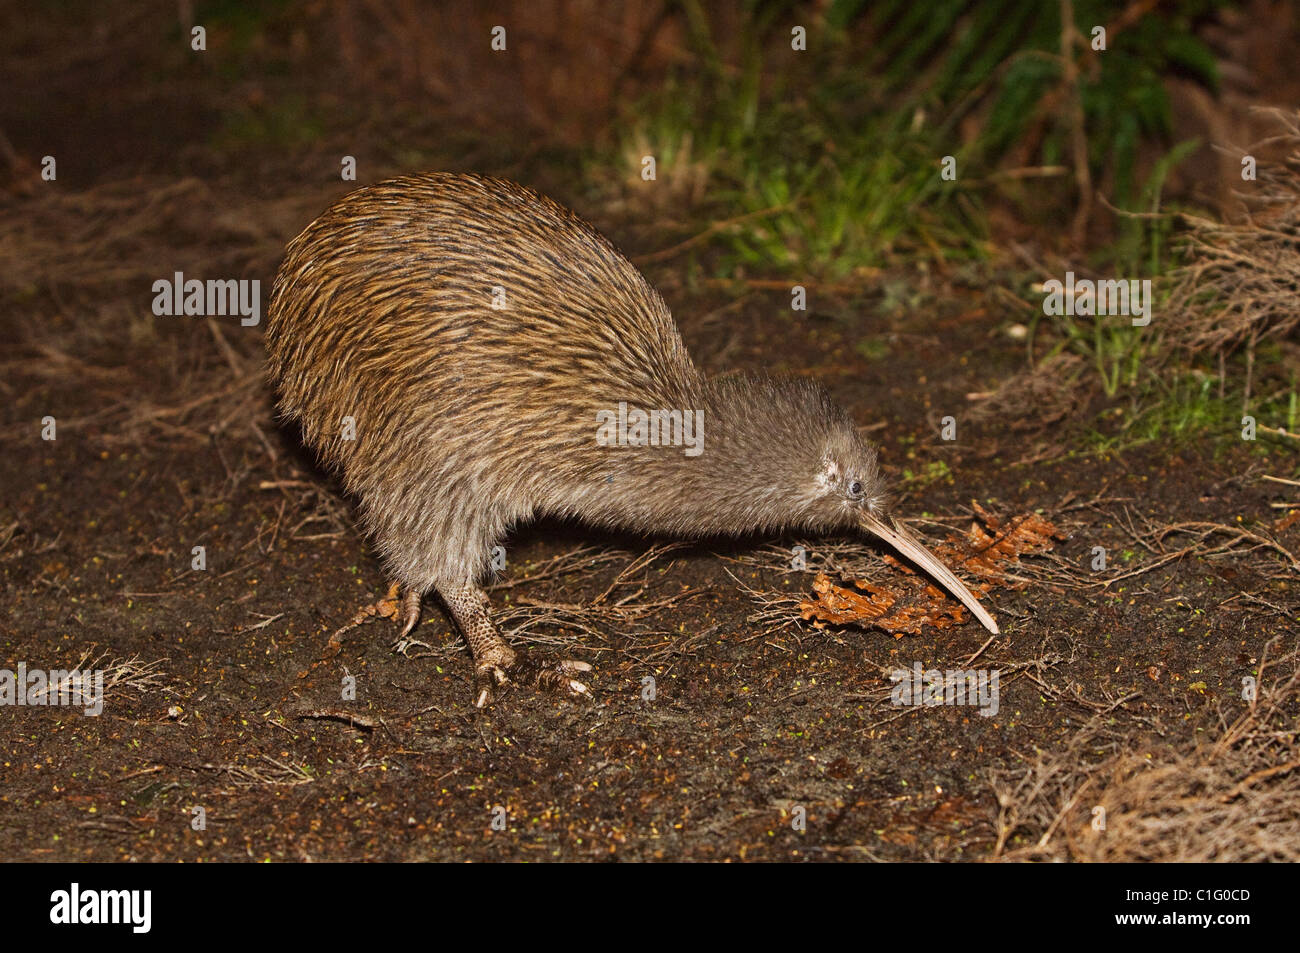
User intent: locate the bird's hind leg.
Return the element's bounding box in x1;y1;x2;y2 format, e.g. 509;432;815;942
294;582;423;682
339;580;422;638
439;582;591;708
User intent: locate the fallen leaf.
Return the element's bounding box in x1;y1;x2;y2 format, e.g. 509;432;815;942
799;505;1062;635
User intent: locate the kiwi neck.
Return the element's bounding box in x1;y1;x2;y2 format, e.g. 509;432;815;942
587;377;830;538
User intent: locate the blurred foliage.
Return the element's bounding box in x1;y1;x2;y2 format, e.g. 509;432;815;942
194;0;295;52
1084;367;1298;454
829;0;1222;205
1031;140;1198;398
212;95;325;150
608;0;1226;278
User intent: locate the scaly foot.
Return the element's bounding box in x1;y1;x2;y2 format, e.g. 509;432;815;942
472;640;592;708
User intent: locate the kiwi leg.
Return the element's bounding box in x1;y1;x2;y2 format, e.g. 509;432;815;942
438;582;591;707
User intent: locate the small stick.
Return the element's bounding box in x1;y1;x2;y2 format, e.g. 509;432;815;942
292;708;382;730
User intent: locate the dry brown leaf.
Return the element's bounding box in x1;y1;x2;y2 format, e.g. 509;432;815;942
799;506;1062;635
1274;510;1300;534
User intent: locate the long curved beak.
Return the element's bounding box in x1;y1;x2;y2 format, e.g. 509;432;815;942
859;513;999;635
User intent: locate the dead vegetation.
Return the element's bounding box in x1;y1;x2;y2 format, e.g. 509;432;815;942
1164;109;1300;398
973;108;1300;434
798;505;1062;635
0;25;1293;862
1094;510;1300;587
0;175;318;448
23;649;171;707
738;494;1299;864
296;542;706;684
203;754;316;787
992;641;1300;862
737;502;1078;639
968;353;1093;431
490;544;703;665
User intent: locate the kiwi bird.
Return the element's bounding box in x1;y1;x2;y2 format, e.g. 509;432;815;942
266;172;998;707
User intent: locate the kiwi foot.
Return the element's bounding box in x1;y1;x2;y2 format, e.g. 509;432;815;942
333;580;420;634
287;582;421;689
472;641;592;709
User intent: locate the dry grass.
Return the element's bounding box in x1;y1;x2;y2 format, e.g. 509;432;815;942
976;109;1300;432
24;649;170;706
992;641;1300;862
967;352;1092;430
1165;109;1300;369
0;176;320;447
0;177;300;311
385;543;704;668
494;544;701;659
1072;492;1300;625
203;754;316;787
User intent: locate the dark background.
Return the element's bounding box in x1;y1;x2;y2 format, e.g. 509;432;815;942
1;0;1297;862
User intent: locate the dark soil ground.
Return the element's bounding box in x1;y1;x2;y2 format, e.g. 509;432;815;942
1;3;1296;863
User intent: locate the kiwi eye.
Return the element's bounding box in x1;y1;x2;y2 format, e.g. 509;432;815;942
847;479;864;499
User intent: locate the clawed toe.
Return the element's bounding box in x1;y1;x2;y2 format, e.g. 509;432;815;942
393;637;432;657
398;587;422;637
473;661;511;709
473;652;593;707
